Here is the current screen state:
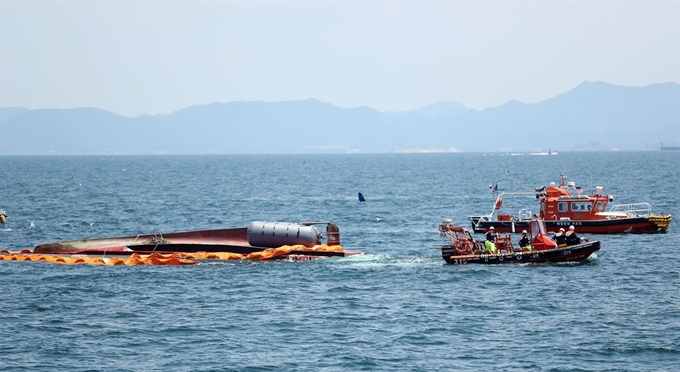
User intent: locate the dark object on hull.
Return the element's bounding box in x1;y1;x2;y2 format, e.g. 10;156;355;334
34;221;362;258
438;217;600;265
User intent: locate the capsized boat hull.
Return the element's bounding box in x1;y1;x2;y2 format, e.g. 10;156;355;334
441;240;600;265
469;215;667;234
34;227;250;254
33;222;363;258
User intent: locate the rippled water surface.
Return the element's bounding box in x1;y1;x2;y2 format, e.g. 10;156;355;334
1;152;679;371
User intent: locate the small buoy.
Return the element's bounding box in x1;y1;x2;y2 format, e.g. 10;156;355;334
374;217;381;222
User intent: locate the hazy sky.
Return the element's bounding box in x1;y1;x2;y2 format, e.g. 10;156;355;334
1;0;678;118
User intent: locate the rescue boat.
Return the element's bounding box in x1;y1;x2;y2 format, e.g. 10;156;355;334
32;221;364;260
468;175;671;234
438;216;600;265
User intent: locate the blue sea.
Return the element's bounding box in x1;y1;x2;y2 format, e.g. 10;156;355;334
1;152;679;371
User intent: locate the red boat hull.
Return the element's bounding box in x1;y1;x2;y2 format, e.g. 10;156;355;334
33;222;363;259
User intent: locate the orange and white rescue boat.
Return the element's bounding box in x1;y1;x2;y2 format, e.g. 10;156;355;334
469;175;671;234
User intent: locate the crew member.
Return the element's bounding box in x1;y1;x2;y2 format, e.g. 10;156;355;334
485;226;497;253
565;225;581;245
518;230;532;252
555;227;567;247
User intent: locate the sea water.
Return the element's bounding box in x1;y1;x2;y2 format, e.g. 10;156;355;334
1;152;679;371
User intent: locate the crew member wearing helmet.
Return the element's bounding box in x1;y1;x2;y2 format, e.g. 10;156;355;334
565;225;581;245
485;226;497;253
555;227;567;247
518;229;532;252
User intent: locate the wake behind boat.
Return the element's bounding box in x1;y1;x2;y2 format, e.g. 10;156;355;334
33;221;364;259
437;216;600;265
468;175;671;234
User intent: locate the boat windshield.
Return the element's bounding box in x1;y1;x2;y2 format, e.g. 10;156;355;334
530;218;544;239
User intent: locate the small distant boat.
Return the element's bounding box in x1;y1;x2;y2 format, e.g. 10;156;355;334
529;149;558;156
33;221;364;259
469;174;671;234
437;216;600;265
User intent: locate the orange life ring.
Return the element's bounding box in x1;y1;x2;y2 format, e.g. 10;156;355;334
453;239;473;255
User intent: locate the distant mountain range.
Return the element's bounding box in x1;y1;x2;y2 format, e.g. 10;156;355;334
1;81;678;155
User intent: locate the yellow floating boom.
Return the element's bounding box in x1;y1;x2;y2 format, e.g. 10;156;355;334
0;244;345;266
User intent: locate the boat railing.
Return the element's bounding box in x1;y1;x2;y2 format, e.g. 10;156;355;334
518;208;533;220
608;203;653;216
485;191;538;217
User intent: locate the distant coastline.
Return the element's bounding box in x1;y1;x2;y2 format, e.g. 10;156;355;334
1;82;678;155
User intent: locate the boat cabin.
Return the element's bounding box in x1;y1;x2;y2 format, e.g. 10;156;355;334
539;184;611;222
